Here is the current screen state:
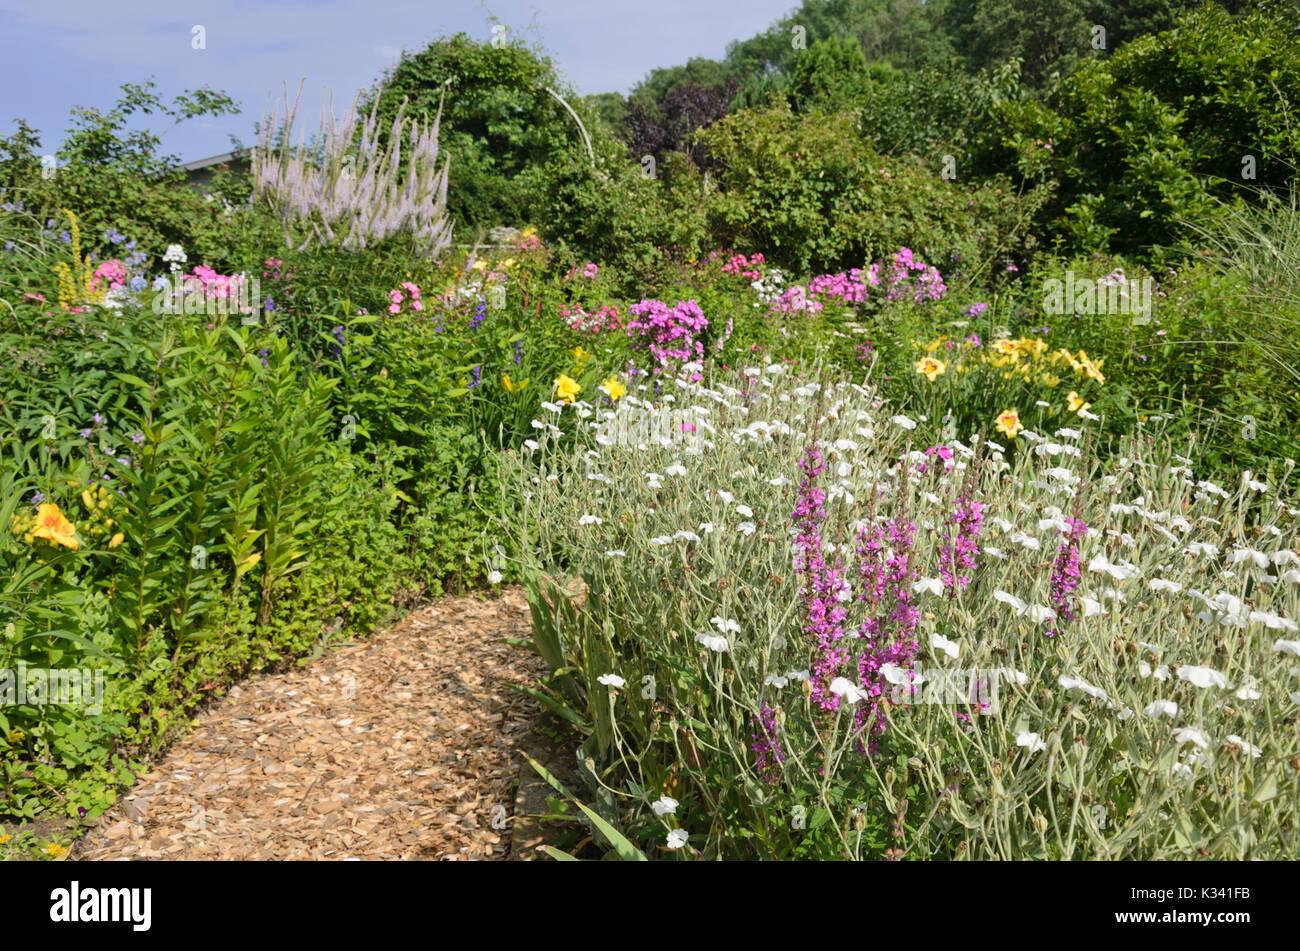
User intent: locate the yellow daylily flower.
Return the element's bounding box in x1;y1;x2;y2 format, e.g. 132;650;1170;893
995;409;1024;439
914;356;946;381
600;377;628;401
994;339;1019;356
31;504;78;550
108;532;125;549
502;374;516;393
555;375;581;404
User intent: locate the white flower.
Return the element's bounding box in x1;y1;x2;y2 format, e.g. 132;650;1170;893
597;673;626;688
994;590;1027;614
1177;665;1227;689
652;796;678;816
674;530;701;543
1148;578;1183;594
1079;596;1106;618
698;522;715;534
912;576;943;596
931;633;961;660
1009;531;1040;551
768;475;792;487
787;669;810;682
1059;675;1108;701
982;546;1006;560
487;570;503;585
1144;700;1178;718
891;414;917;430
737;521;757;536
829;677;870;704
695;633;730;652
717;490;735;504
1250;610;1299;631
1173;726;1210;750
1000;667;1029;686
1088;553;1139;581
579;515;602;526
163;243;187;263
764;673;789;688
736;504;754;518
665;463;687;476
1015;731;1046;753
665;828;689;849
879;663;919;686
1272;639;1300;656
1225;735;1263;758
711;616;742;634
649;536;673;546
604;549;626;557
541;400;564;414
1234;679;1262;701
1228;548;1270;568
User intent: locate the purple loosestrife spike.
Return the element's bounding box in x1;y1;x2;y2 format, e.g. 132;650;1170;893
750;701;786;784
1047;517;1087;637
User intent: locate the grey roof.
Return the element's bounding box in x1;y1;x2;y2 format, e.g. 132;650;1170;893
178;149;253;172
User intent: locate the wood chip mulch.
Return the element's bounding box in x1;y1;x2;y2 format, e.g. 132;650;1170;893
74;587;550;861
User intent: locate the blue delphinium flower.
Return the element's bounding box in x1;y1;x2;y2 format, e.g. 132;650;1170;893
470;296;487;331
513;339;523;364
129;275;147;293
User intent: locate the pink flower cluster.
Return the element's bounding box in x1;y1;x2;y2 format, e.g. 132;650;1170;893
89;259;128;292
938;491;984;592
722;252;765;280
1047;517;1088;637
808;268;873;304
626;298;708;374
881;247;946;303
177;265;252;310
563;303;623;334
852;513;921;751
769;284;823;317
791;443;852;713
388;281;424;315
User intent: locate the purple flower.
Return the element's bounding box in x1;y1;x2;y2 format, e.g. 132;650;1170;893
79;429;92;439
1047;518;1087;638
92;413;104;425
965;302;989;318
513;339;524;364
30;491;45;508
750;701;786;784
130;432;145;445
470;296;487;331
938;491;984;593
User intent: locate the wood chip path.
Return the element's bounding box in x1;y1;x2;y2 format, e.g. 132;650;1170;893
74;588;551;860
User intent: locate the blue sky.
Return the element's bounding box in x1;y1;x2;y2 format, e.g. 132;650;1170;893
0;0;800;163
